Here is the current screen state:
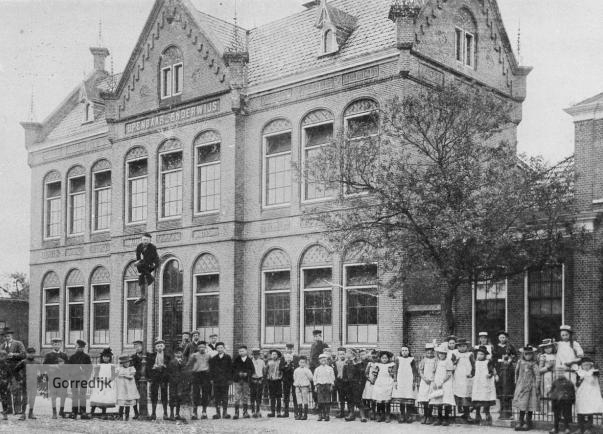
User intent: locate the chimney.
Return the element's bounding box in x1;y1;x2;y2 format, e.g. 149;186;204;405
90;47;110;72
388;0;421;49
20;121;43;150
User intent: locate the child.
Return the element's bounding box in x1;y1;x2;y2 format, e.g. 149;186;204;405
549;375;575;434
266;349;283;417
42;338;68;419
167;347;187;421
453;338;475;423
418;343;437;425
471;346;497;425
313;353;335;421
208;342;233;419
293;356;313;420
429;343;455;426
116;355;139;421
556;325;584;384
0;351;10;420
342;349;364;422
232;345;254;419
475;332;493;359
512;346;540;431
89;347;116;419
575;357;603;434
14;347;40;420
539;339;556;397
148;338;171;420
392;345;418;423
250;348;265;418
280;352;296;418
373;351;395;423
333;347;347;418
362;350;379;420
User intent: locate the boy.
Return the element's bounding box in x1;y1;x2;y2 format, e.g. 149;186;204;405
167;347;186;421
333;347;347;418
187;340;212;419
129;339;147;419
67;339;92;420
343;349;365;422
209;342;232;419
232;345;254;419
313;353;335;422
549;375;575;434
293;356;313;420
43;337;68;418
148;338;170;420
250;348;265;418
281;352;296;417
266;349;283;417
15;347;40;420
0;350;10;420
134;232;159;304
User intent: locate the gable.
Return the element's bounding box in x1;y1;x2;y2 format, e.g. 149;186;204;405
113;0;232;120
45;99;106;141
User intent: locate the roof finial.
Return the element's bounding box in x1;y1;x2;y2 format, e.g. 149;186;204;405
27;84;36;122
517;19;522;64
232;0;242;51
109;54;116;92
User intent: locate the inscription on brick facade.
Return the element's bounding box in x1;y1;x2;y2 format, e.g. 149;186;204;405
300;78;335;96
260;220;291;234
261;88;293;106
89;243;111;254
157;232;182;243
418;63;444;86
342;66;379;86
193;228;219;239
65;247;84;257
123;237;141;248
42;249;61;259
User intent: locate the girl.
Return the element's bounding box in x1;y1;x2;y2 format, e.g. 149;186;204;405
392;345;418;423
575;357;603;434
512;346;540;431
492;330;518;420
471;346;497;426
362;350;378;420
417;343;437;425
555;325;583;384
453;338;475;423
475;332;493;359
372;351;395;423
538;339;556;398
313;353;335;422
115;355;139;421
89;347;116;419
429;343;455;426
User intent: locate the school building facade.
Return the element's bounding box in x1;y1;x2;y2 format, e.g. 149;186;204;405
22;0;532;356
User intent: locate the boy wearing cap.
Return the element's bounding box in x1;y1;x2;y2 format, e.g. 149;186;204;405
342;349;365;422
184;330;201;360
14;347;40;420
148;339;171;420
293;356;313;420
280;350;296;418
134;232;160;304
129;340;146;419
209;342;233;419
333;347;347;418
43;337;68;418
167;347;187;421
207;334;219;353
232;345;254;419
266;349;284;417
313;353;335;421
187;340;212;419
67;339;92;420
250;348;265;418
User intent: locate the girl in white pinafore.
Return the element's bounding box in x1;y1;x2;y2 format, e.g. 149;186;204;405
417;343;437;424
372;351;395;422
555;325;583;384
391;346;418;423
471;346;497;425
453;339;475;423
429;344;455;426
89;348;116;418
362;351;379;420
575;357;603;433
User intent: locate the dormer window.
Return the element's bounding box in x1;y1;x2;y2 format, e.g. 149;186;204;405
454;9;477;69
322;28;337;54
159;46;184;100
314;1;357;57
83;101;94;123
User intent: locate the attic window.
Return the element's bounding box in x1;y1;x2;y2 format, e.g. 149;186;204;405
454;9;478;70
323;29;337;54
159;46;184;100
83;101;94;124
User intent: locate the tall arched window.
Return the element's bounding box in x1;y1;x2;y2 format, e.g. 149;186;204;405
43;171;62;239
124;262;143;345
194;131;221;214
42;271;61;345
125;147;148;224
90;266;110;346
302;110;334;202
300;245;333;343
193;253;220;340
160;46;184;99
67;166;86;236
92;159;112;232
261;249;291;344
161;258;183;351
263;119;292;207
455;8;477;68
65;269;85;346
158;139;183;219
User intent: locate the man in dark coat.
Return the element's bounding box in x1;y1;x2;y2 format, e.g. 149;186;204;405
309;330;328;409
67;339;92;419
209;342;232;419
232;345;254;419
1;328;25;414
147;339;171;420
43;337;68;418
129;340;147;419
492;330;518;419
14;347;40;420
134;232;160;304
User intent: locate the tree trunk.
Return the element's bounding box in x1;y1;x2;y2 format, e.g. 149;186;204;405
440;284;457;337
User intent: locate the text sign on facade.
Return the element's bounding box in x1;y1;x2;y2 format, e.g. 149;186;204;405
125;99;220;135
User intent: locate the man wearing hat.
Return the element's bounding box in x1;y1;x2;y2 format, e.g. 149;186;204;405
134;232;160;304
1;327;25;414
491;330;517;419
67;339;92;419
14;347;40;420
186;340;212;419
43;337;68;418
147;338;170;420
309;330;329;410
209;342;233;419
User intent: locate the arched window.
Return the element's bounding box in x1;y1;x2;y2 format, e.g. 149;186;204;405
343;242;378;344
159;46;184;99
158;139;183;219
42;271;61;345
67;166;86;236
83;101;94;123
323;28;336;54
302;110;334;202
65;269;85;346
300;245;333;343
160;258;183;351
455;8;477;68
263;119;292;207
92;159;111;232
125;147;148;224
261;249;291;344
123;261;142;345
194;131;221;214
193;253;220;340
90;266;110;346
43;171;62;239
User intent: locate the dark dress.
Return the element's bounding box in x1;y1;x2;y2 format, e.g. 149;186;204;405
492;343;518;418
342;361;365;405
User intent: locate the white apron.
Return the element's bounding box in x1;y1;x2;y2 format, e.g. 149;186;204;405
575;369;603;414
471;360;496;403
362;361;377;400
392;356;415;401
89;363;116;407
453;351;473;398
417;357;436;403
429;359;455;406
372;362;395;402
556;341;583;383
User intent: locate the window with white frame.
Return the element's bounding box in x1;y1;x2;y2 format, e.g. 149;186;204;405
68;176;85;235
93;170;111;231
195;274;219;340
263;120;292;207
91;284;110;345
344;263;378;344
44;178;61;239
126;157;148;223
160;46;183;99
474;279;506;343
43;275;60;345
302;111;334;201
302;267;333;343
195;135;221;214
161;259;183;351
528;265;563;345
67;286;84;345
160;151;183;219
264;270;291;344
454;9;477;69
125;279;143;345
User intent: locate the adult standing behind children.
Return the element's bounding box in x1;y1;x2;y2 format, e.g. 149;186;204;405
1;328;25;414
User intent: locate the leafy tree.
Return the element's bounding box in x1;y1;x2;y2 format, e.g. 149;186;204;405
300;83;582;336
0;272;29;300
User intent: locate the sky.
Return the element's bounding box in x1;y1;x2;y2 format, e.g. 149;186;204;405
0;0;602;276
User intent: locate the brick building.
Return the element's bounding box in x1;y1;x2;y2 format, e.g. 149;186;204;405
21;0;530;356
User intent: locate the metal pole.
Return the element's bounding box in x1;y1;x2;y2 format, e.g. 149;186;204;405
137;280;149;418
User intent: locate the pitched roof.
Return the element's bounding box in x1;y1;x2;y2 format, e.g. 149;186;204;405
571;92;603;109
187;0;247;54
